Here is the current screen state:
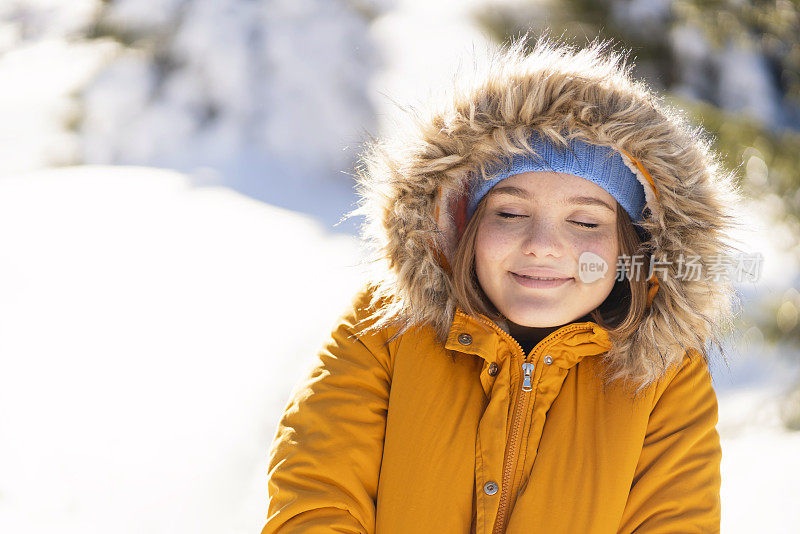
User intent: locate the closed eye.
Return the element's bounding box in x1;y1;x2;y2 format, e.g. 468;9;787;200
498;212;598;228
571;221;599;228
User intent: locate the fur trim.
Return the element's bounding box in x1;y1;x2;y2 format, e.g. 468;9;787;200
345;33;745;394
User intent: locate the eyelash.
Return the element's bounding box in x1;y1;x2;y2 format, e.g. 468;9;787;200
496;212;599;228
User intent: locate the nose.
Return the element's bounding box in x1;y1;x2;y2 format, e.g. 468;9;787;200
521;218;563;257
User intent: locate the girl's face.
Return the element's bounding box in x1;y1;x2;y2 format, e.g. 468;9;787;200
475;171;619;328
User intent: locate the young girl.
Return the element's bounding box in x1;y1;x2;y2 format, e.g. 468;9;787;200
261;34;742;534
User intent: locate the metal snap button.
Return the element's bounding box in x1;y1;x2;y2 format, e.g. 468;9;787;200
458;333;473;345
544;355;553;365
483;481;499;495
488;362;499;376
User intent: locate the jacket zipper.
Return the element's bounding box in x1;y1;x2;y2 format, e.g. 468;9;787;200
475;317;593;534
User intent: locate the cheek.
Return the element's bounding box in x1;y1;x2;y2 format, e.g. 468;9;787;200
572;231;617;260
475;223;511;266
570;231;618;282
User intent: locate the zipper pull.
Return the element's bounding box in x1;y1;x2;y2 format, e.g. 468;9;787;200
521;362;535;391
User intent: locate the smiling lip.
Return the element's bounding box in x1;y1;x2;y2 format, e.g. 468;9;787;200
509;271;574;289
512;267;571;278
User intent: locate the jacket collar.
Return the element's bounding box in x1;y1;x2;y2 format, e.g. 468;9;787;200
445;307;613;370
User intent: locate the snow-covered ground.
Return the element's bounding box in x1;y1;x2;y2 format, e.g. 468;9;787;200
0;166;369;533
713;341;800;532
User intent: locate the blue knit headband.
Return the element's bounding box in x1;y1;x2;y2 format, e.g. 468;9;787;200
467;132;648;226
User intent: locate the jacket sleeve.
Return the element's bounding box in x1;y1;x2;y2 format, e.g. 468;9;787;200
617;349;722;534
260;289;394;534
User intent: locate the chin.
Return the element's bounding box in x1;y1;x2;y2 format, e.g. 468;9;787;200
503;306;569;328
513;318;563;328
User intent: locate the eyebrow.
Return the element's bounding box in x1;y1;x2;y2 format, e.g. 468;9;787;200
488;185;616;213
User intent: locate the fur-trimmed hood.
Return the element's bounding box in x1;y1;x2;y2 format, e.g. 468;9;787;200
346;34;744;391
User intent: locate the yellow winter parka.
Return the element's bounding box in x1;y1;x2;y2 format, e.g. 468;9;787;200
261;36;740;534
262;285;721;534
